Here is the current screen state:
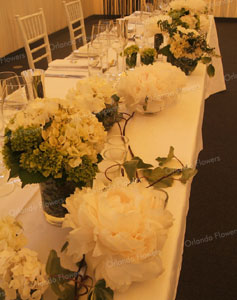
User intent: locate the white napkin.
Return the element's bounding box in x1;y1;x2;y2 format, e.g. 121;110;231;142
48;59;88;69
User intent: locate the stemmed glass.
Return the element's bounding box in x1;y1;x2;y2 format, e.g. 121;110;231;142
91;24;110;74
0;72;19;196
109;20;128;75
0;75;30;195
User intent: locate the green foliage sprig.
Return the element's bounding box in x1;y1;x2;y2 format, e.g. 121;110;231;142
46;250;113;300
123;146;197;189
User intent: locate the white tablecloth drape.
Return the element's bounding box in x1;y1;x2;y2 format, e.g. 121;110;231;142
0;16;226;300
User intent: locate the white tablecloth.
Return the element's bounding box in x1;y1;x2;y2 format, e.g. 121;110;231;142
1;16;226;300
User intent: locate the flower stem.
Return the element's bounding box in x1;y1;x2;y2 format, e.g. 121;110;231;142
146;169;181;188
174;155;184;168
104;163;121;182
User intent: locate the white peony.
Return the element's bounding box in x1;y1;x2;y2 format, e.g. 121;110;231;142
169;0;207;14
117;62;187;113
63;177;173;291
0;216;27;252
0;248;48;300
66;76;116;113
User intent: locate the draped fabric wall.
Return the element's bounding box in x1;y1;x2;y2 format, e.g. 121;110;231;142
206;0;237;17
103;0;237;17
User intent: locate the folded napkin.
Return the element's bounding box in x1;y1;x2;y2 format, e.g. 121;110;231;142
48;59;88;69
0;183;39;218
73;44;89;57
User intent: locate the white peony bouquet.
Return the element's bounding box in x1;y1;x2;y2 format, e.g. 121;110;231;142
117;62;187;113
66;76;116;114
66;76;121;131
63;177;173;292
0;216;48;300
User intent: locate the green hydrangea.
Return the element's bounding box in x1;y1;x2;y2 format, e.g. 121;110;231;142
19;142;64;178
10;126;42;152
65;156;98;186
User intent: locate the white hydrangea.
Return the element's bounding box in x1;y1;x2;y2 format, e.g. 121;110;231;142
63;177;173;292
0;216;27;252
41;109;107;167
169;0;207;14
117;62;187;112
0;248;48;300
66;76;116;113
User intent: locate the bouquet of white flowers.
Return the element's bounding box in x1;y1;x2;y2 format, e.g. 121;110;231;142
117;62;187;113
63;177;173;292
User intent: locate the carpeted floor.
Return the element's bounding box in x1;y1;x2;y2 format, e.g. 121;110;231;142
0;16;236;300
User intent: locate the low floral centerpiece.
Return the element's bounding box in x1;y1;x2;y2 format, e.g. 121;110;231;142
158;26;217;76
66;76;121;131
117;62;187;113
123;45;140;69
0;216;48;300
63;177;173;292
168;0;210;33
2;98;107;225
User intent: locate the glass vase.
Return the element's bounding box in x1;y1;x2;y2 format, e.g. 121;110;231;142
39;179;77;226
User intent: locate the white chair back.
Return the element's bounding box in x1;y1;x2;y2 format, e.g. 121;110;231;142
16;8;52;69
63;0;87;51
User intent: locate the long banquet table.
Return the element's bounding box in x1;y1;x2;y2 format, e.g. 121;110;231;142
0;15;226;300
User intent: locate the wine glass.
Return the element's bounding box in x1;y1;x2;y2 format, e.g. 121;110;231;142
0;72;18;197
1;76;31;193
109;20;128;75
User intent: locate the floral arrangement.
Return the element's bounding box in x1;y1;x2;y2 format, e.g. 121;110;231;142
166;0;209;33
44;146;197;300
124;45;139;68
63;177;173;292
66;76;121;131
123;45;156;68
141;48;157;65
2;97;107;188
159;26;216;76
117;62;187;113
0;216;48;300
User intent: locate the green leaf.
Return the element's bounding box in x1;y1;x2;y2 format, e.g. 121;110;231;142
123;160;138;182
156;146;175;166
158;45;171;56
18;169;48;187
143;167;178;188
180;168;197;184
61;241;69;253
132;157;153;169
207;64;215;77
43;119;53;130
46;250;76;300
111;94;120;103
88;279;114;300
201;57;212;64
